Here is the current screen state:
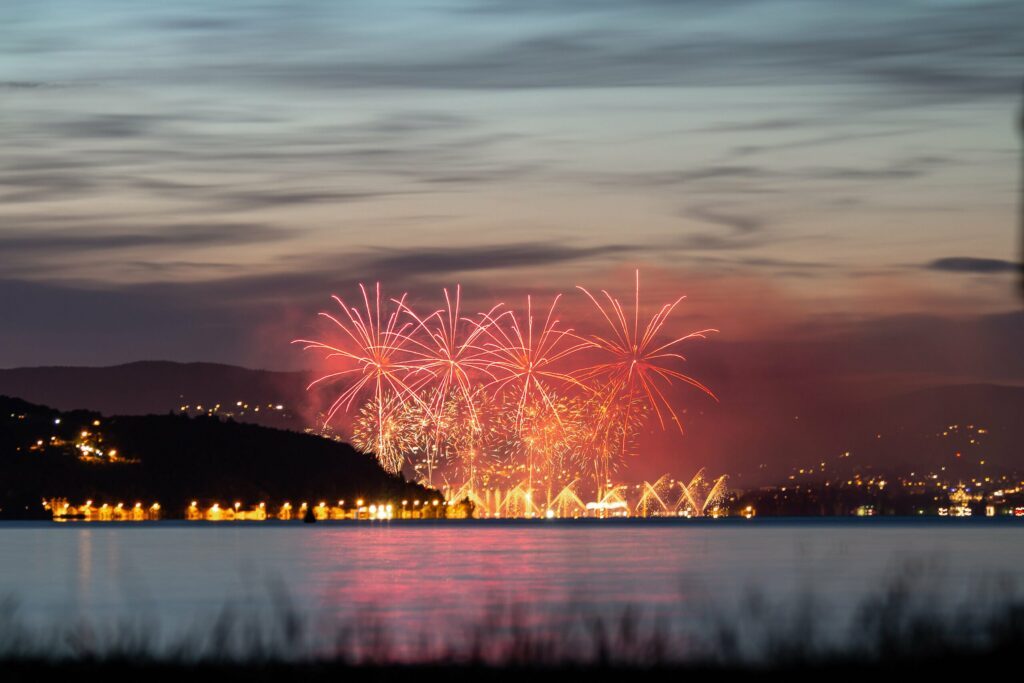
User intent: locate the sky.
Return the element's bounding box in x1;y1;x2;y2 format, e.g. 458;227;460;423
1;0;1022;381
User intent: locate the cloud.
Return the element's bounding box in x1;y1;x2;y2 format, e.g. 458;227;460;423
685;206;763;235
211;190;400;211
925;257;1021;274
362;242;635;277
146;240;643;297
664;254;834;280
208;1;1024;106
460;0;753;16
6;2;1023;105
0;237;647;367
695;118;813;133
0;104;524;214
155;17;245;32
351;111;474;135
0;223;290;254
806;156;950;182
598;156;949;195
594;165;767;189
1;81;56;89
729;128;915;158
3;238;643;309
675;205;770;251
0;171;96;203
48;114;167;139
736;256;830;272
0;0;1018;374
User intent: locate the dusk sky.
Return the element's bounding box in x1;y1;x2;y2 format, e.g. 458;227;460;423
10;4;1024;667
2;0;1022;378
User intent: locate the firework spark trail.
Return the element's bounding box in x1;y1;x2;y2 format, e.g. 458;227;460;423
402;388;498;487
394;286;503;483
296;273;718;495
572;390;647;492
442;388;501;490
475;294;589;426
351;395;417;474
496;390;581;489
473;295;590;489
396;285;502;423
292;282;431;472
673;468;729;516
575;270;718;456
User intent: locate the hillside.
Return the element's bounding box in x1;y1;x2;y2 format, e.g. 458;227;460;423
0;395;432;519
2;362;1023;483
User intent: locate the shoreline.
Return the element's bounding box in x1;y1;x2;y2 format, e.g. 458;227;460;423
4;515;1024;527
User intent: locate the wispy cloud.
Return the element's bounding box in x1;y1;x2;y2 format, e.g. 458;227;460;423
925;257;1020;274
362;241;635;277
676;205;770;251
219;2;1023;104
0;223;290;254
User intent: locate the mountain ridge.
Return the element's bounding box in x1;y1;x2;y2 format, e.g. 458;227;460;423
2;361;1023;481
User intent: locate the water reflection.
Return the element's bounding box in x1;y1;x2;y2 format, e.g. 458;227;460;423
1;522;1023;644
75;528;92;603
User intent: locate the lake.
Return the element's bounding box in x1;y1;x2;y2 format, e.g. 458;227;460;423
2;519;1023;658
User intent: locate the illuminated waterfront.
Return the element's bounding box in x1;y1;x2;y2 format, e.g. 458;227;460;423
41;468;730;521
38;464;1024;521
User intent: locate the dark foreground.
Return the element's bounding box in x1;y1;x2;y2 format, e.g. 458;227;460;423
2;585;1022;681
0;654;1019;682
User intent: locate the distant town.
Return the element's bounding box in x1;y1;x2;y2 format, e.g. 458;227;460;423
5;393;1022;522
2;358;1022;522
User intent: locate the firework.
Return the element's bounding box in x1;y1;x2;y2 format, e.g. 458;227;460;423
402;388;497;485
575;270;717;462
476;294;589;427
675;468;728;517
351;396;417;473
296;273;718;503
442;388;501;490
293;282;428;426
397;285;500;423
572;389;648;493
395;286;501;483
495;390;580;490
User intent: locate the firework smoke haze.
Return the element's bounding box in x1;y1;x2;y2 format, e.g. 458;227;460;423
296;273;715;490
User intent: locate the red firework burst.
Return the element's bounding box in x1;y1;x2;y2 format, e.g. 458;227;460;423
575;270;717;437
293;273;719;497
396;285;501;431
293;282;428;426
475;294;589;429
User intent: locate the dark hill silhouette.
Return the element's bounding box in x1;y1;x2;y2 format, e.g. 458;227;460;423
2;361;1023;483
0;395;432;519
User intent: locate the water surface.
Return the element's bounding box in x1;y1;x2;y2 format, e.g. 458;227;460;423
2;519;1022;651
